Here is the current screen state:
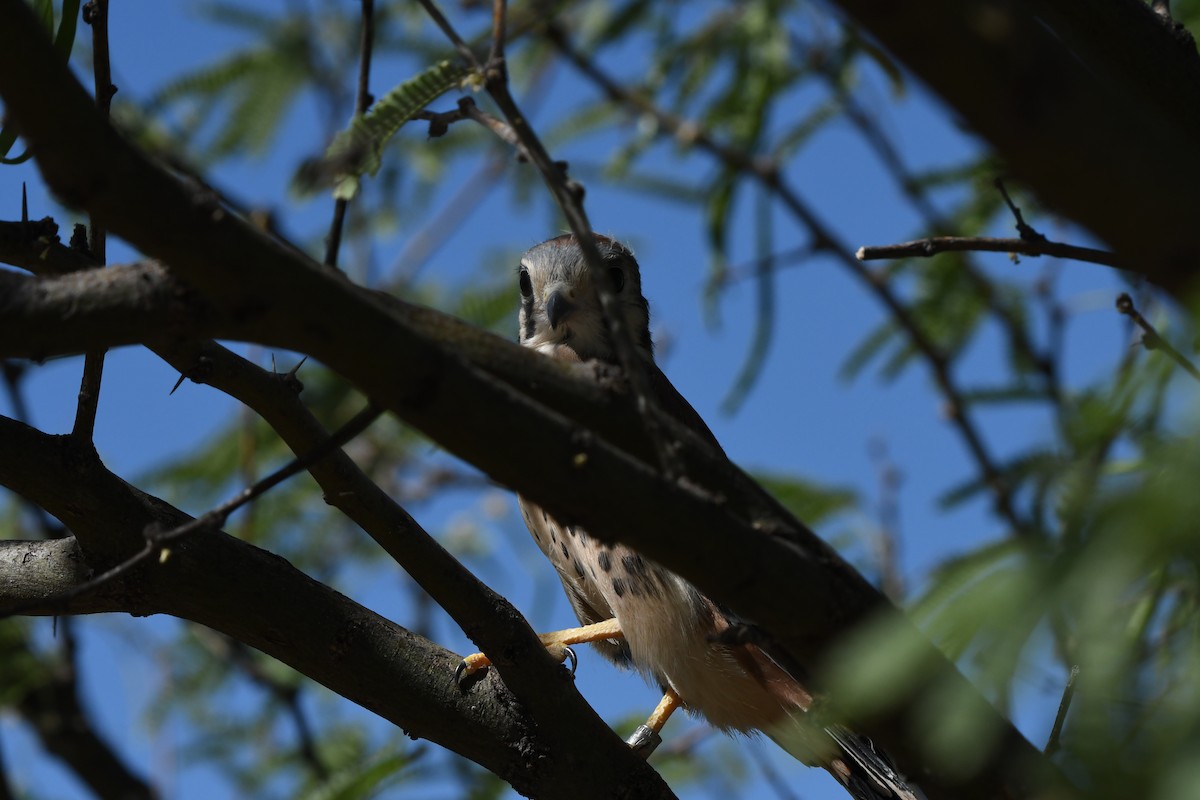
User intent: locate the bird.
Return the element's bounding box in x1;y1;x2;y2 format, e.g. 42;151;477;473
458;233;918;800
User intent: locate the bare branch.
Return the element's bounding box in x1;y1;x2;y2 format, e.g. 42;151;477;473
72;0;115;444
488;0;507;73
0;420;669;799
323;0;376;270
856;236;1129;271
414;0;481;68
1115;292;1200;381
5;403;382;619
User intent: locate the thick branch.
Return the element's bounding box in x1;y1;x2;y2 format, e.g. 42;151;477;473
0;538;105;610
0;418;668;799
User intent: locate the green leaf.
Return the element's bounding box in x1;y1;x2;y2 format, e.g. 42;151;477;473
317;60;473;200
753;470;858;525
846;25;905;97
701;173;737;328
957;383;1049;405
839;318;900;382
298;748;411;800
2;0;78;163
936;449;1057;510
52;0;80;60
721;186;775;413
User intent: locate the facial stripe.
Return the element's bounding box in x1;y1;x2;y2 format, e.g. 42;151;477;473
521;293;536;341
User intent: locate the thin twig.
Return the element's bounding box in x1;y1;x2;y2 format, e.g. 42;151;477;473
869;438;905;601
816;65;1066;411
415;0;481;68
417;96;527;154
856;236;1128;271
1115;292;1200;381
202;631;330;779
1044;665;1079;756
994;178;1046;243
489;0;507;73
324;0;375;270
4;404;382;619
72;0;114;444
82;0;114;265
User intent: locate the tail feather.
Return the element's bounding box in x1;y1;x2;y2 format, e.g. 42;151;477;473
824;725;922;800
730;637;922;798
766;718;922;800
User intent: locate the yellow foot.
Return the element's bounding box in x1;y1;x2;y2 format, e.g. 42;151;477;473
455;617;623;685
625;688;682;759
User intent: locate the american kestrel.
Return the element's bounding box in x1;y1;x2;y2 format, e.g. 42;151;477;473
459;234;917;800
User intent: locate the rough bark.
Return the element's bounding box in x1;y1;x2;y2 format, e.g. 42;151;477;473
0;419;671;799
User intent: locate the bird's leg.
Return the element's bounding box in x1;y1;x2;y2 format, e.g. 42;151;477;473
625;688;682;759
456;617;623;682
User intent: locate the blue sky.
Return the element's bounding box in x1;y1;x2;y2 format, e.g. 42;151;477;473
0;2;1131;798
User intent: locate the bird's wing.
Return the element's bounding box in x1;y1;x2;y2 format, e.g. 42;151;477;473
646;363;726;455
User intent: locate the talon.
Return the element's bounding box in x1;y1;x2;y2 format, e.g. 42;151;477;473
455;652;491;687
563;646;577;676
626;724;662;758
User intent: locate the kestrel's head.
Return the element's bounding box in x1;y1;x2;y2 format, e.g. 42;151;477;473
517;234;652;363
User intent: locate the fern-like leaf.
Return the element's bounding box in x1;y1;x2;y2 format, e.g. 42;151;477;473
320;60;473;200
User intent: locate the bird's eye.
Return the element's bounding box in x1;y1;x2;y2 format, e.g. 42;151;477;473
608;267;625;293
518;267;533;298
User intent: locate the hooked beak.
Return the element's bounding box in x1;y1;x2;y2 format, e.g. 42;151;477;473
545;290;576;330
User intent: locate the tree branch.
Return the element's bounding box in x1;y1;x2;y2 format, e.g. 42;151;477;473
0;216;97;274
0;417;668;799
857;236;1130;272
72;0;114;444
